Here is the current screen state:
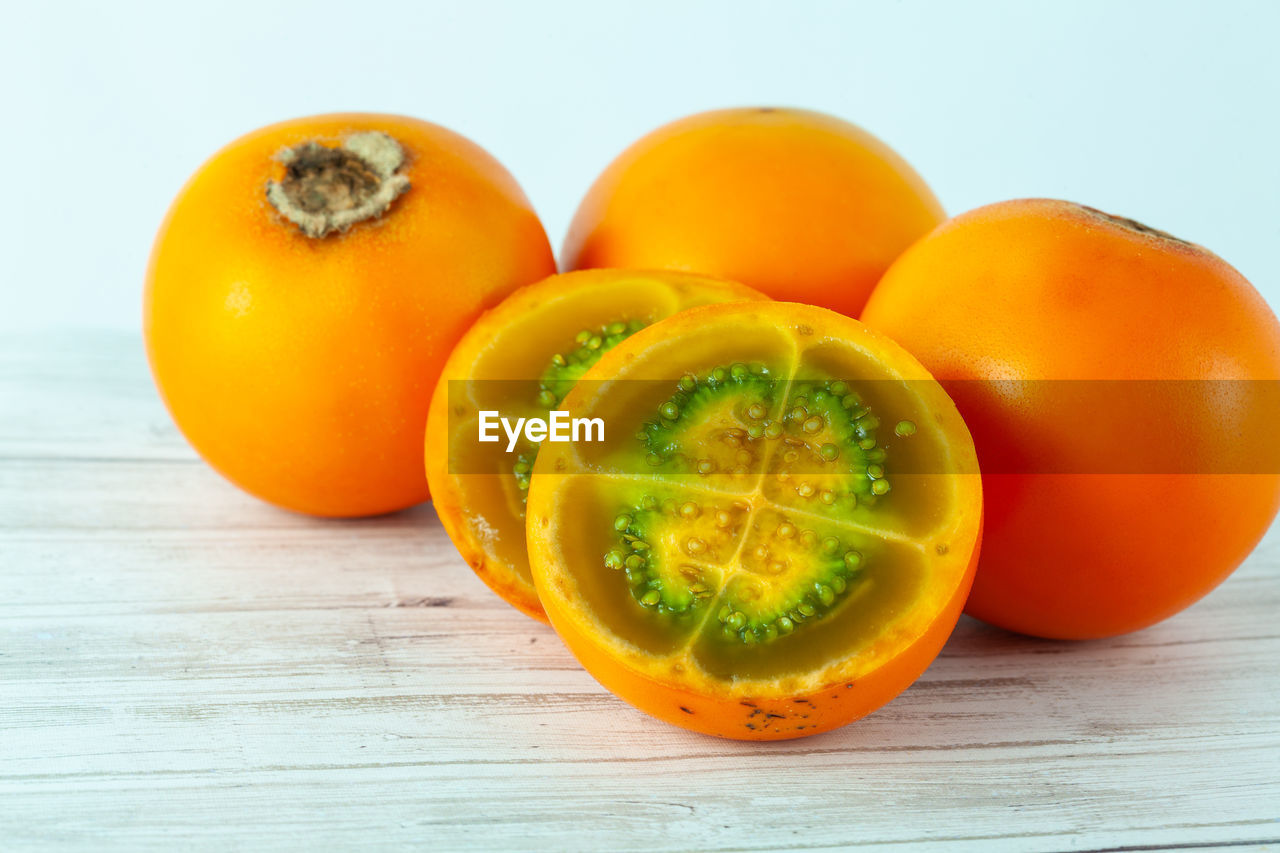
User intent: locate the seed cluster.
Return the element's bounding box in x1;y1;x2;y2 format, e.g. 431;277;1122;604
603;494;724;615
637;362;776;475
512;318;647;499
600;366;921;646
538;319;648;408
717;525;866;645
773;380;894;505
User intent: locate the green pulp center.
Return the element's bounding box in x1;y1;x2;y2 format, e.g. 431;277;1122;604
603;366;914;646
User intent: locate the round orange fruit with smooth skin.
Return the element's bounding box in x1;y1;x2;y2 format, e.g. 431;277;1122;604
426;269;767;621
562;107;944;317
527;302;982;739
861;198;1280;639
145;113;555;517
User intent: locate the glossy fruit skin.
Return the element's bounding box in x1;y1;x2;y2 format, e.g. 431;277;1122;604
145;113;555;517
861;198;1280;639
527;302;983;739
425;269;768;621
562;107;944;318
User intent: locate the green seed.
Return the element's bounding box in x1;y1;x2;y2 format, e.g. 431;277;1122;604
625;555;646;570
763;422;783;440
818;443;840;462
843;551;862;570
871;479;891;495
816;584;835;606
640;590;661;607
604;550;624;570
867;464;884;479
614;514;632;532
895;419;917;437
660;401;680;420
803;415;824;434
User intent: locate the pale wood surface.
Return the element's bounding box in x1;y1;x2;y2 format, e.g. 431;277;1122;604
2;331;1278;852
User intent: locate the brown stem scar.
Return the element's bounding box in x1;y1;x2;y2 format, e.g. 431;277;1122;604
1076;204;1193;246
266;131;410;238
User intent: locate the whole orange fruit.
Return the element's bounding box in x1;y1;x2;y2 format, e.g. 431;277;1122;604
145;113;555;517
861;198;1280;639
562;107;943;317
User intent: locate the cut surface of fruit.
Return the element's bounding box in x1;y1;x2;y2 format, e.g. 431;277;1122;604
527;302;982;739
425;269;767;622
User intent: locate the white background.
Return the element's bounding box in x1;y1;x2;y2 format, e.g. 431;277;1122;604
3;0;1277;330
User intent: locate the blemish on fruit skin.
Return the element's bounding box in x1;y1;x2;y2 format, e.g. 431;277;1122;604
679;706;694;715
224;281;253;317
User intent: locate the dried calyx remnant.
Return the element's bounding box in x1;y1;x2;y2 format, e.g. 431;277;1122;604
1077;204;1193;246
266;132;410;238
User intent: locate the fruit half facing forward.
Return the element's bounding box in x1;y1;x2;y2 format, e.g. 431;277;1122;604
426;269;767;622
527;302;982;739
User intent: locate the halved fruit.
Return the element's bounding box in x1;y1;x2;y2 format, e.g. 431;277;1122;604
527;302;982;739
425;269;767;621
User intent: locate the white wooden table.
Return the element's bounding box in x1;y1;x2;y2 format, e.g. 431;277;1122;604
3;331;1278;852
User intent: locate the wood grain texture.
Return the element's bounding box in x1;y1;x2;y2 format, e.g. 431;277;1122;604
2;331;1278;852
